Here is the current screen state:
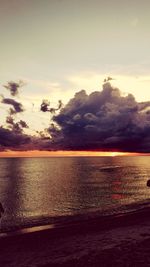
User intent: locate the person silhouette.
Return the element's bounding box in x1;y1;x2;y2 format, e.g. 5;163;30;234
0;202;4;218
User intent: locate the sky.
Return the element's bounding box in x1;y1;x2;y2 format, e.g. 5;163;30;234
0;0;150;153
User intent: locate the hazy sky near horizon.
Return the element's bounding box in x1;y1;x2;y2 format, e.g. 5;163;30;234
0;0;150;152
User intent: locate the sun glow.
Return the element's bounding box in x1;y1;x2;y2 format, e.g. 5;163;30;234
111;152;126;157
0;150;141;158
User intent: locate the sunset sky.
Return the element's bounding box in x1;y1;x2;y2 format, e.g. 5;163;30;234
0;0;150;153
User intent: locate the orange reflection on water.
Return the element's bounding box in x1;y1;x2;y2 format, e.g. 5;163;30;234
112;194;123;200
111;178;125;201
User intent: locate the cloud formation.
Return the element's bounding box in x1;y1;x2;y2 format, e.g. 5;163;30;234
0;80;30;150
1;97;24;114
0;127;30;150
6;116;28;134
3;80;25;96
51;82;150;152
0;80;150;152
40;99;63;114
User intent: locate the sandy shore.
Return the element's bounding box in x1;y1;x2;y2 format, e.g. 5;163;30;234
1;210;150;267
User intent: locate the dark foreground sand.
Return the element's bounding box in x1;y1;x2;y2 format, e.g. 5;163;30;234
1;210;150;267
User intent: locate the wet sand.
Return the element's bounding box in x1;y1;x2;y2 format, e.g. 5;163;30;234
1;209;150;267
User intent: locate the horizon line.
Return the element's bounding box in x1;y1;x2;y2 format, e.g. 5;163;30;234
0;150;148;158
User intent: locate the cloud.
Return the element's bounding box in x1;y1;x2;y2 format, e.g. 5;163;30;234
19;120;28;129
1;97;24;114
6;116;28;134
50;82;150;152
0;79;150;153
3;80;25;96
0;126;30;149
40;99;63;114
0;80;31;150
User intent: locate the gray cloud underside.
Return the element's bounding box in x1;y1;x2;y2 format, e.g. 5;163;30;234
51;83;150;152
0;127;30;150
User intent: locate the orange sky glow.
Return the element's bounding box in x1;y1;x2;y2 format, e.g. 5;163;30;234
0;150;143;158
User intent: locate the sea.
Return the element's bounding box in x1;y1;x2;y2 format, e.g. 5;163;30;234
0;156;150;233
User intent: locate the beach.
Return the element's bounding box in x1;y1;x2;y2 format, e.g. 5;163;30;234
1;209;150;267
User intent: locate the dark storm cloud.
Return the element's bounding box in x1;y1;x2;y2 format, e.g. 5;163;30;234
1;97;24;114
0;81;30;149
0;126;30;148
40;99;50;112
6;116;28;133
19;120;28;129
3;80;25;96
51;82;150;152
40;99;63;114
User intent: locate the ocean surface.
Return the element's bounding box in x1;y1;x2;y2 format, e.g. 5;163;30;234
0;156;150;232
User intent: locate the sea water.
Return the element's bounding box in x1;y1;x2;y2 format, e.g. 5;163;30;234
0;156;150;232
